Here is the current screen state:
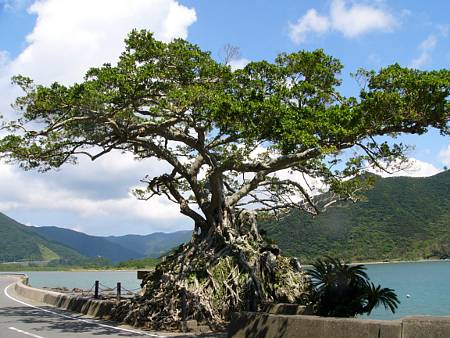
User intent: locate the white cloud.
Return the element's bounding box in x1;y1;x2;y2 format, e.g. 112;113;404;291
288;9;330;44
330;0;396;38
43;150;172;199
409;23;447;69
0;0;197;235
400;9;412;18
0;51;9;66
420;35;438;50
228;57;251;71
369;158;441;178
410;53;430;70
272;158;441;198
438;24;449;38
275;169;327;196
289;0;396;44
0;158;186;234
410;34;438;69
1;0;31;11
439;145;450;167
5;0;196;85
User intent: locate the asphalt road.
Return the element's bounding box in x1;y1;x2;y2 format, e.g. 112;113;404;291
0;275;170;338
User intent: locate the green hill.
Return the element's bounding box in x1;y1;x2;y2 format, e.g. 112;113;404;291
0;212;87;263
30;225;192;260
0;211;192;263
106;231;192;258
260;170;450;263
31;226;144;262
5;171;448;264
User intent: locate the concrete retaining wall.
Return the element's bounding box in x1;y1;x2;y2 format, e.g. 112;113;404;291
402;316;450;338
13;277;450;337
14;278;114;319
228;312;450;338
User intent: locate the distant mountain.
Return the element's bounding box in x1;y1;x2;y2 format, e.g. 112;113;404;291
0;212;86;263
3;171;450;265
0;209;192;262
31;226;192;260
260;170;450;263
106;230;192;258
0;210;192;263
30;226;143;262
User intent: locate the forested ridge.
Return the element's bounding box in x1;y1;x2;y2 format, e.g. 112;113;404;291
260;170;450;263
2;170;450;264
0;212;86;263
0;212;191;263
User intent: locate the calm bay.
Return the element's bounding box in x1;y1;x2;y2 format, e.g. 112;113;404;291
19;260;450;320
363;260;450;319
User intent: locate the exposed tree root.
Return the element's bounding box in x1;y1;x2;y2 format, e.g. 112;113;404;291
111;214;312;331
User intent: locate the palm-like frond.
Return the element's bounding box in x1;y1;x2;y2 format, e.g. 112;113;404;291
307;256;399;318
365;282;400;315
308;256;368;289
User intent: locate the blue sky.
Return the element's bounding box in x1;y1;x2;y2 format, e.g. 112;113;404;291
0;0;448;235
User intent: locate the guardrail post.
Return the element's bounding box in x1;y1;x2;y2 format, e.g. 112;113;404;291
94;280;99;299
116;282;121;301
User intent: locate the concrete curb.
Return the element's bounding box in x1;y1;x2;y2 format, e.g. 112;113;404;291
13;277;114;319
11;277;217;335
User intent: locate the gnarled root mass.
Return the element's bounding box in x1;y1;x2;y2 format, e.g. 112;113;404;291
111;222;311;330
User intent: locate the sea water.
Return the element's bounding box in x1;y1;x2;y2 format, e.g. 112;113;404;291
21;260;450;320
24;270;141;293
363;260;450;319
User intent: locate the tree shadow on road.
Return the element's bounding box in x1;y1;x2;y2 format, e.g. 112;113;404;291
0;305;220;337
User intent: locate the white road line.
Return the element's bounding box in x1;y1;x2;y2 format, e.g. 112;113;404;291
4;283;165;337
8;326;45;338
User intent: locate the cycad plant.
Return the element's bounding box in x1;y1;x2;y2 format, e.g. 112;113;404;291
307;257;399;317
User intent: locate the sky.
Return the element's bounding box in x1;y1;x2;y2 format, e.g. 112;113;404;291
0;0;449;236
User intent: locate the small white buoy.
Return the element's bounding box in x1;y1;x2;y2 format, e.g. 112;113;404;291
406;294;411;298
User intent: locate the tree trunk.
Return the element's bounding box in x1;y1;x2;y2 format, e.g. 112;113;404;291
111;210;311;330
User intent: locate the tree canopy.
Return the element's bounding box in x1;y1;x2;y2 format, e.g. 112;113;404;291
0;29;448;329
1;30;449;235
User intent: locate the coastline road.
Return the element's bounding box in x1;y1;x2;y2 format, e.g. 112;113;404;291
0;275;173;338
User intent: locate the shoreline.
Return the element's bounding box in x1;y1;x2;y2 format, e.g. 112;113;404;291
0;266;151;273
350;258;450;266
300;257;450;269
1;258;449;273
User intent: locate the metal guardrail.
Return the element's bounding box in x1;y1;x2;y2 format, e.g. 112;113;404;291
91;280;141;300
0;273;140;300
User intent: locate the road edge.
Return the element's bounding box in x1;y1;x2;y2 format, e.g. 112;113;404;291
3;276;164;337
